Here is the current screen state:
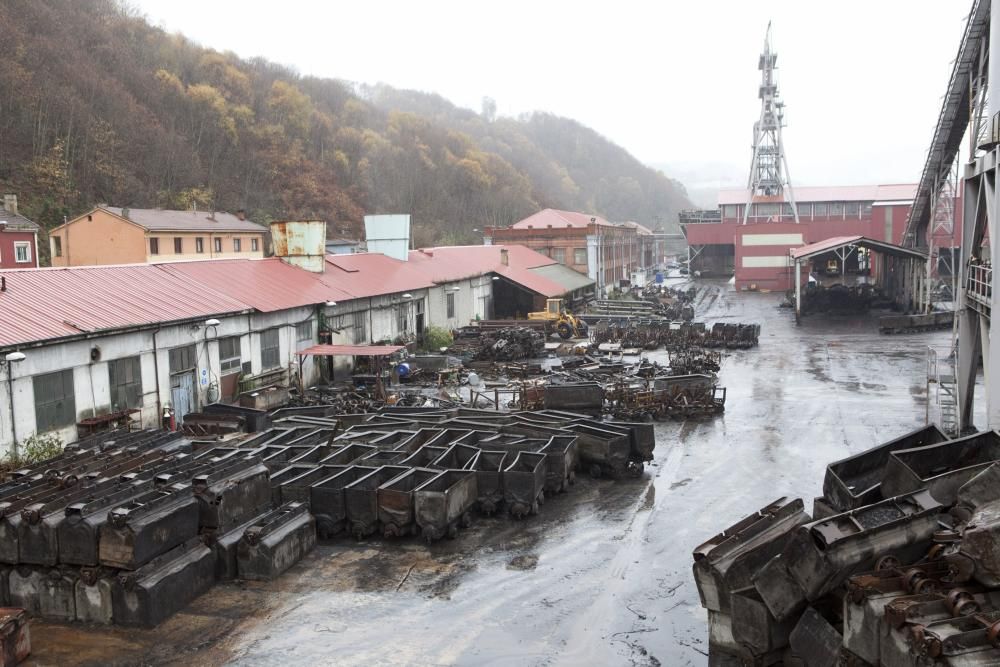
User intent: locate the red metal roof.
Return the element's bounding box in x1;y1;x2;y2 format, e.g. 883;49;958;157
718;184;918;206
160;258;353;312
323;253;435;298
298;344;404;356
406;245;574;297
510;208;611;229
0;264;249;348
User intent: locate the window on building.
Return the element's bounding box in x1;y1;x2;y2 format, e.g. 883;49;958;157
813;203;829;217
723;204;738;219
797;203;811;219
551;247;566;263
214;237;222;253
296;320;313;342
260;329;280;370
233;238;242;252
219;336;242;375
352;311;367;344
781;204;793;217
33;370;76;433
251;238;259;252
845;202;860;218
13;242;31;264
830;202;845;218
195;237;204;253
756;203;780;217
169;345;197;374
52;236;62;257
397;305;408;333
446;292;456;318
173;237;182;253
108;356;142;411
574;248;587;265
861;202;873;217
150;238;159;255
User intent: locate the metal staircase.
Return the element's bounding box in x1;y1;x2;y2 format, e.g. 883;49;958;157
927;346;959;436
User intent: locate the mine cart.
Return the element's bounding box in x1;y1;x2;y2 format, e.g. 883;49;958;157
542;382;605;414
881;430;1000;504
414;470;478;542
344;466;410;539
309;465;376;538
267;464;316;506
466;450;507;515
377;468;441;537
320;443;377;465
539;436;579;493
565;423;632;479
360;449;407;466
431;443;480;470
277;465;347;505
503;452;547;518
399;445;448;467
236;502;316;581
605;420;656;466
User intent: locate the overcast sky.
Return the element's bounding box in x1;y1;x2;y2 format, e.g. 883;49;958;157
133;0;970;197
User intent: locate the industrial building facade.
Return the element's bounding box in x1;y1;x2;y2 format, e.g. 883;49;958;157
681;184;960;291
0;237;591;455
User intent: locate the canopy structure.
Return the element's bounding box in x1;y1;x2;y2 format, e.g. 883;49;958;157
790;236;929;322
298;344;404;357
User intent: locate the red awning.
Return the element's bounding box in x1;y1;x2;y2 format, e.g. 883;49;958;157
298;344;404;357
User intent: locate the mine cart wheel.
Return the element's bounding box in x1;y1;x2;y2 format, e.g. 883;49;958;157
557;322;573;339
315;515;336;539
569;470;576;485
875;555;901;572
530;500;540;516
461;512;472;528
425;532;435;545
589;464;603;479
537;490;545;506
447;523;459;540
560;478;568;493
626;460;645;478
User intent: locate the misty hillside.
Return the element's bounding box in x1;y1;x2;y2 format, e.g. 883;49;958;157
0;0;692;252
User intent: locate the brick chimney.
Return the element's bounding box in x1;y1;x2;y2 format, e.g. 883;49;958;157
236;209;246;221
500;248;509;266
3;194;17;215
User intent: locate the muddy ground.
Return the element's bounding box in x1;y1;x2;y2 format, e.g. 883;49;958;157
26;281;970;666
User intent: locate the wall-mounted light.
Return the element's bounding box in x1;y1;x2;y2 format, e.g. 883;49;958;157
325;301;337;307
402;293;413;299
4;352;26;363
491;276;500;281
204;318;221;327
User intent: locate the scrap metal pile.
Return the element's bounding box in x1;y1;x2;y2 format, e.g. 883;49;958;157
693;424;1000;666
0;405;655;630
449;326;545;362
0;427;316;628
590;320;759;351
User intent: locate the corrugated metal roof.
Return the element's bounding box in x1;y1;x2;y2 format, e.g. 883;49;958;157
718;184;918;206
298;344;404;356
511;208;611;229
407;245;580;297
104;207;267;233
528;263;595;292
159;258;353;312
323;253;435;298
0;264;250;348
789;235;927;261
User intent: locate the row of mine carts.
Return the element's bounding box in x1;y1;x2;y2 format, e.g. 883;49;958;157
702;322;760;349
251;408;655;543
606;374;726;421
591;320;708;351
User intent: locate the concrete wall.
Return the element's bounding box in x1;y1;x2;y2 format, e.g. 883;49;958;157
50;209;265;267
0;306;324;455
427;277;493;330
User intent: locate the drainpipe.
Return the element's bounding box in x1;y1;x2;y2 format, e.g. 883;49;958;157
6;366;16;454
152;327;162;427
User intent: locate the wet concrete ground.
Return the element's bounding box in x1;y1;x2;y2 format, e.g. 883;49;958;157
27;281;968;666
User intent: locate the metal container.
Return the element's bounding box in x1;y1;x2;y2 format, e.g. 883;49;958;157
467;450;507;515
414;470;478;542
192;456;271;531
430;444;480;470
236;502;316;581
99;485;200;570
538;436;578;493
503;452;547;518
377;468;441;538
309;466;377;538
881;430;1000;504
344;466;409;539
542;382;604;414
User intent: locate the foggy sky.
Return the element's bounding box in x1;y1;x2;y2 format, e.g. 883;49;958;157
132;0;971;194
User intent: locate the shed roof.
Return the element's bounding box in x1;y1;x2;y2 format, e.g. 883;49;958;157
511;208;611;229
789;235;928;261
0;211;40;232
298;344;404;357
528;263;595;293
0;264;249;348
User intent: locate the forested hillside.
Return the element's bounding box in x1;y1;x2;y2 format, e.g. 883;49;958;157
0;0;691;252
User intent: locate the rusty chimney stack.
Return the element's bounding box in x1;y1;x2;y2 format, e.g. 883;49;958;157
236;209;246;221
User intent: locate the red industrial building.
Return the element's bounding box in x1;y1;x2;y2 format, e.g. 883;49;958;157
681;184;960;291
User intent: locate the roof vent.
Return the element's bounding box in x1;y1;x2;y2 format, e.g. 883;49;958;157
121;207;130;219
500;248;509;266
236;209;246;221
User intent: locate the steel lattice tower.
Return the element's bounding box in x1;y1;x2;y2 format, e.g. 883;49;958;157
743;23;800;225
